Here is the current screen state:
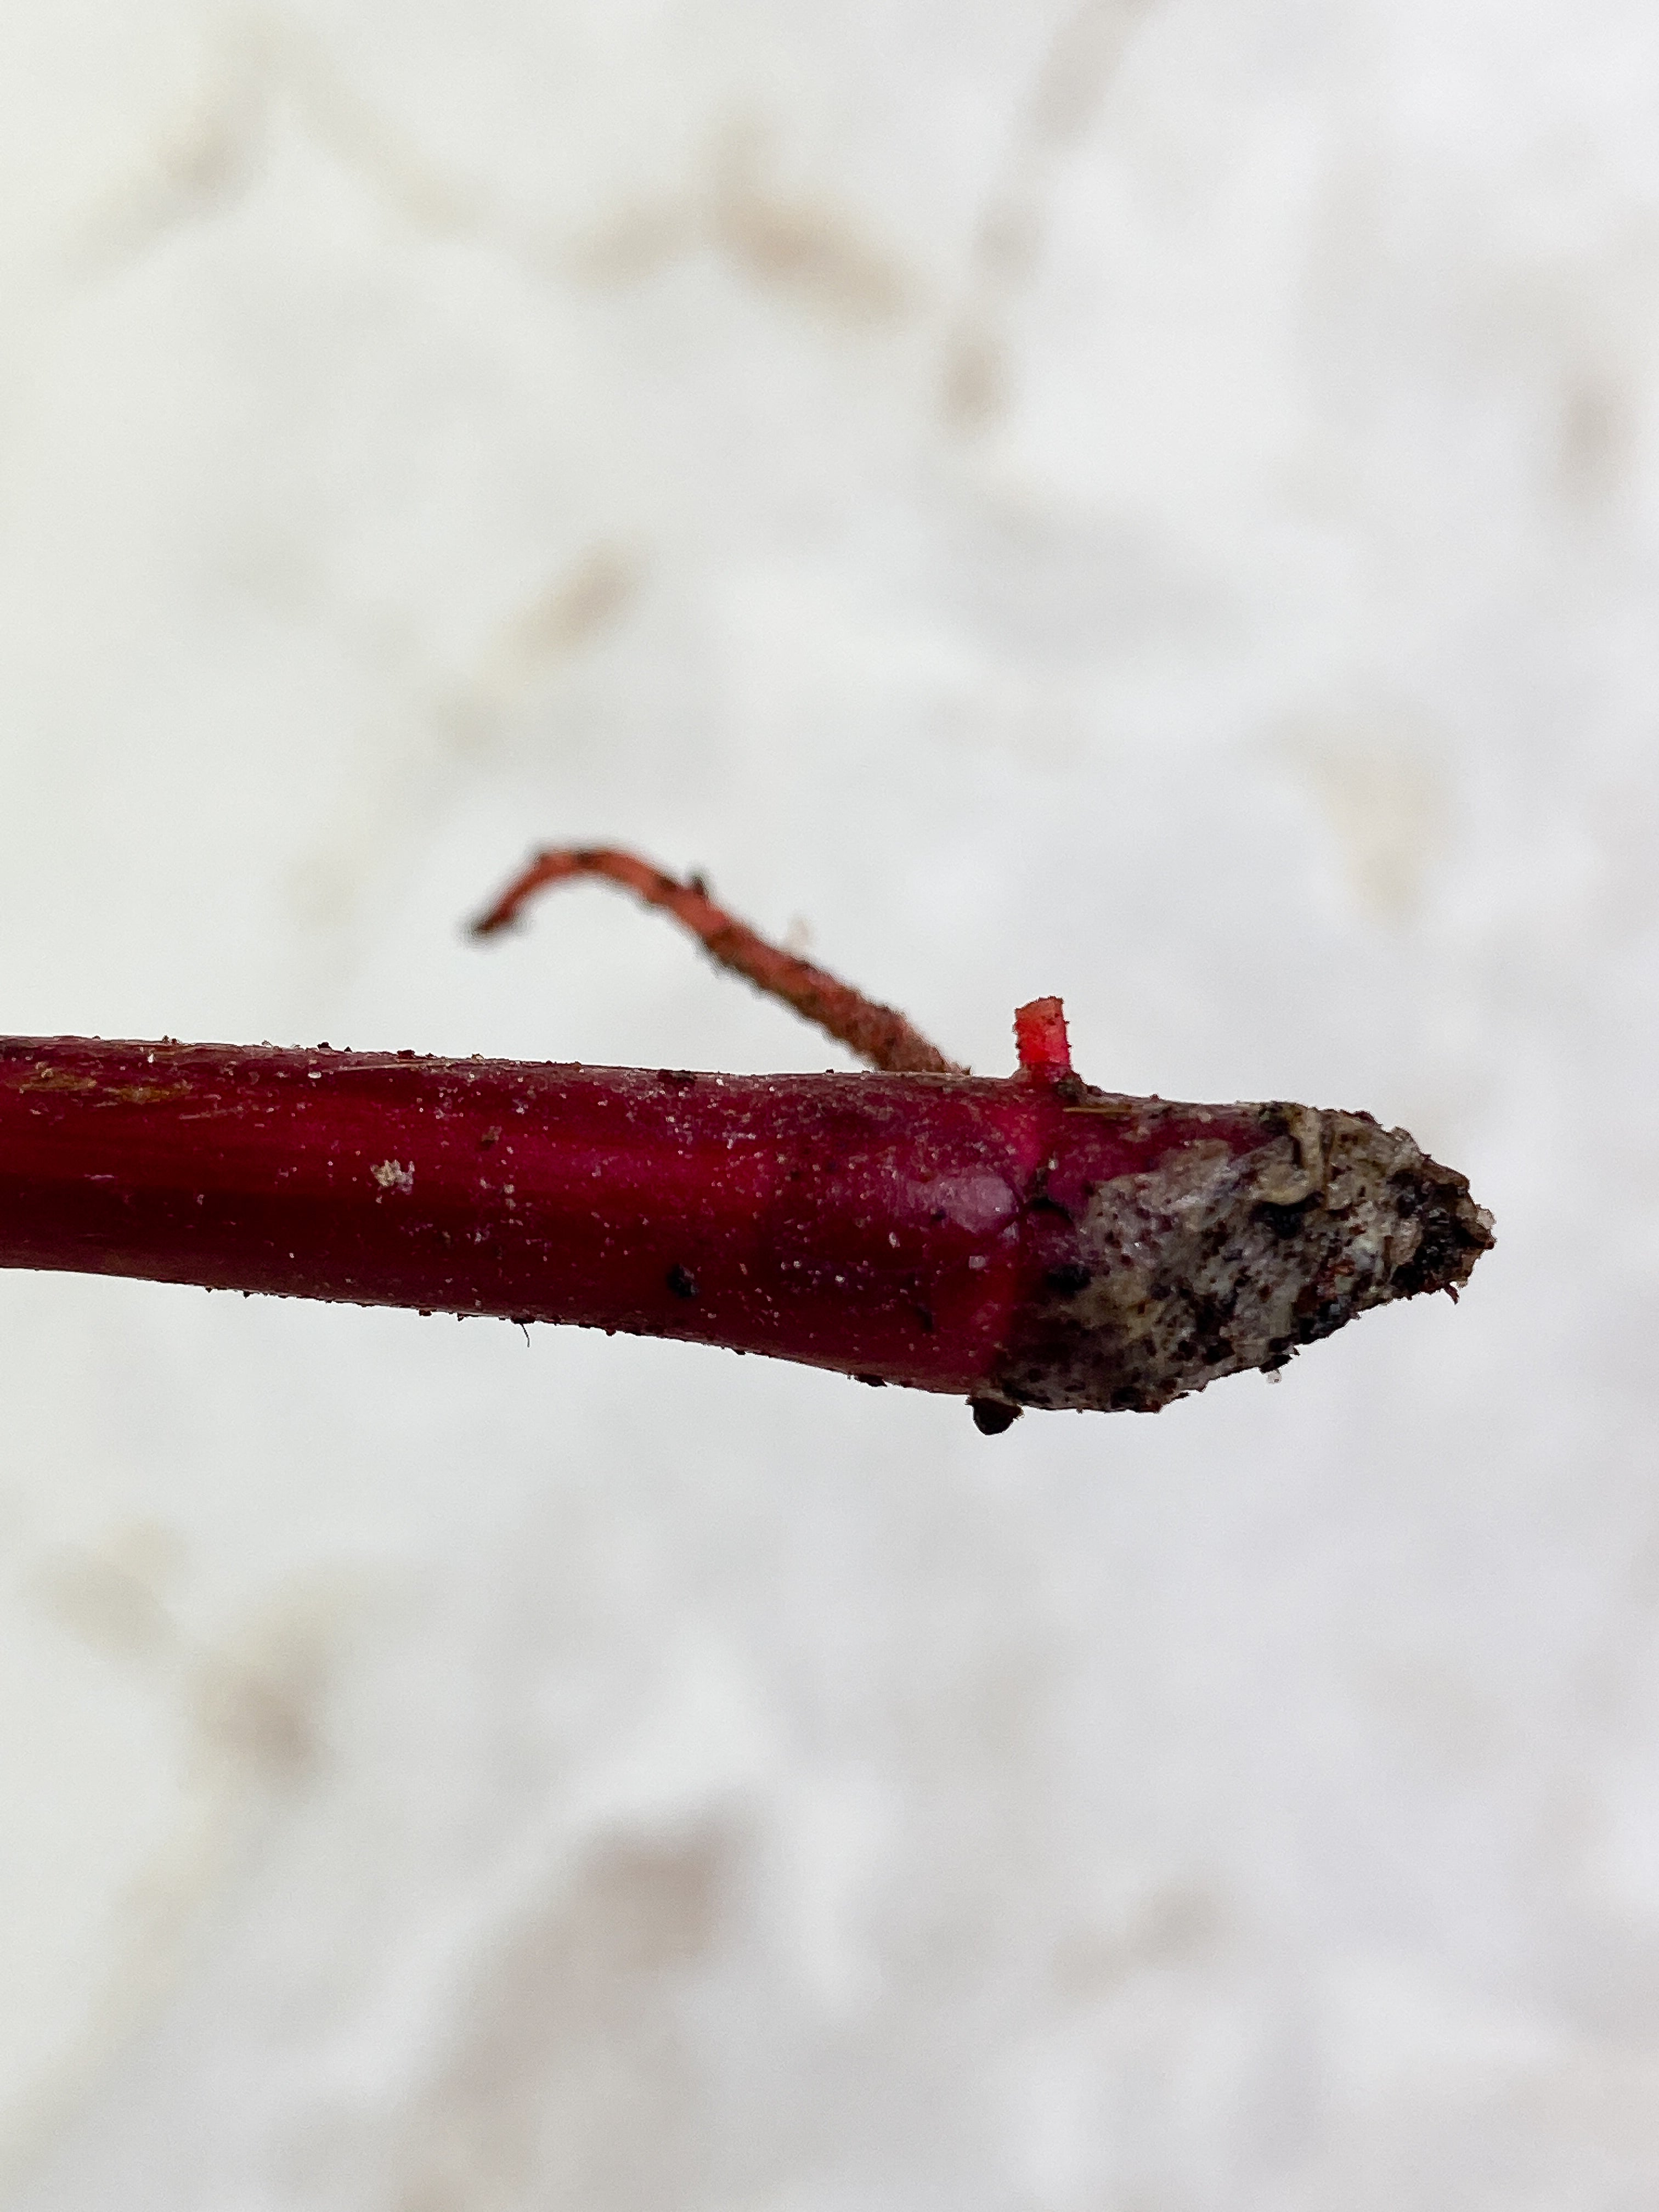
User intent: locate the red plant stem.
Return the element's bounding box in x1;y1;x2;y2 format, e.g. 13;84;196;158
470;847;963;1076
0;850;1493;1423
0;1034;1492;1423
0;1037;1207;1386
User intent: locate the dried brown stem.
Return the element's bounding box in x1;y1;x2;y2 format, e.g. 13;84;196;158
470;846;964;1076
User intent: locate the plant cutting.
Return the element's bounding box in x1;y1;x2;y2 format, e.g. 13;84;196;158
0;848;1492;1431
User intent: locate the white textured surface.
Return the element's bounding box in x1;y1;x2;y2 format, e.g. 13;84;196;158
1;4;1656;2205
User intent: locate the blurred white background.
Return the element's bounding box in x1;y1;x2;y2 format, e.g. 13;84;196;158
1;3;1656;2205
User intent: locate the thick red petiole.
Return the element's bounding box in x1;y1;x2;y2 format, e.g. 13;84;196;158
0;850;1493;1427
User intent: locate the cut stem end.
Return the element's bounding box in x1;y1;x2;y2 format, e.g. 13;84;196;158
1014;996;1072;1079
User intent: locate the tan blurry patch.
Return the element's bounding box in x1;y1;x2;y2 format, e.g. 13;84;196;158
941;325;1009;430
568;204;692;284
388;1821;738;2209
70;50;264;267
493;546;641;679
711;127;909;325
1553;360;1639;511
287;534;645;932
1275;721;1451;922
1052;1880;1228;1999
72;18;477;270
189;1582;353;1783
35;1522;187;1663
18;1544;365;2185
38;1530;358;1786
568;122;910;326
941;0;1155;427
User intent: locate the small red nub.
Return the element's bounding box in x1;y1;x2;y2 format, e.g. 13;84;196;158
1013;996;1071;1079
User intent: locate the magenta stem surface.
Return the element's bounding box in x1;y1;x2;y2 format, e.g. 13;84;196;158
0;1035;1271;1398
